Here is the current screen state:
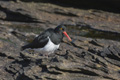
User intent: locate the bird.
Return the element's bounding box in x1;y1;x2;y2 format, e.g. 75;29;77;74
21;24;72;55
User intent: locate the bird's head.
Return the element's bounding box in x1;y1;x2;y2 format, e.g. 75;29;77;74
54;24;72;41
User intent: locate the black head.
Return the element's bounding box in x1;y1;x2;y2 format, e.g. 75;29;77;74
54;24;66;33
54;24;72;41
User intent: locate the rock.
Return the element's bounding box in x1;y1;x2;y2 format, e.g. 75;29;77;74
4;43;120;80
0;1;120;80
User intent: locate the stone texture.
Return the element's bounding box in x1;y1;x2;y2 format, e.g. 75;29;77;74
0;1;120;80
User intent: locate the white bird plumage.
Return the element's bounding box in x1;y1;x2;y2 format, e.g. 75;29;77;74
33;37;60;54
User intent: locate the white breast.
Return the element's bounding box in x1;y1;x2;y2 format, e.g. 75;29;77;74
33;37;60;54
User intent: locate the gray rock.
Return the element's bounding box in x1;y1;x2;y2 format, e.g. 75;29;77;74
0;1;120;80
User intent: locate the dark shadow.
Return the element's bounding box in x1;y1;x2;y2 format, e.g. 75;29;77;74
19;0;120;13
0;5;39;23
16;74;33;80
66;24;120;41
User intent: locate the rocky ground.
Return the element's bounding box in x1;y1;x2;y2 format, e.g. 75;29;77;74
0;0;120;80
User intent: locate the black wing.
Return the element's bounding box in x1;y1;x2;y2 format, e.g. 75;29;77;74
21;29;53;50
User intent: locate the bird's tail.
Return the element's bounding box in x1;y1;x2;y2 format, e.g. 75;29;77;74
21;46;26;51
21;44;31;51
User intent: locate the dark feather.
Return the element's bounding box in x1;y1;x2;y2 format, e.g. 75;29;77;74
21;24;66;51
21;29;53;50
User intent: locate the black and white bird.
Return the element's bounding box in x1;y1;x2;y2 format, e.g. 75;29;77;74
21;25;72;54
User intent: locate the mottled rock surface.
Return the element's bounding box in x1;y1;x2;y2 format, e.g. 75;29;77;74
0;0;120;80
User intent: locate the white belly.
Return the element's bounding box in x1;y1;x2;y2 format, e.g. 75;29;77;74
33;37;60;54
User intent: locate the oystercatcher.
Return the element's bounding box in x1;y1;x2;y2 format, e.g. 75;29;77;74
21;25;72;54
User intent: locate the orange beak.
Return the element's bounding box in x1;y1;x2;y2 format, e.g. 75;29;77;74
63;31;72;41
